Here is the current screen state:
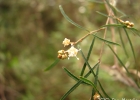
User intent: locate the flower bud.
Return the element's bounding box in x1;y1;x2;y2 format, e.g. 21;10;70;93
124;21;130;25
129;22;134;27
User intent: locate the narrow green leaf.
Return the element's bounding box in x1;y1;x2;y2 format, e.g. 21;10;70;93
89;0;104;4
127;28;140;37
91;65;99;99
63;67;90;85
119;15;130;19
80;50;107;97
80;37;96;76
86;37;96;63
80;63;87;76
93;34;120;46
123;28;140;87
60;81;81;100
80;49;108;97
108;41;140;88
107;44;130;74
83;61;109;98
114;7;126;16
123;28;136;62
118;28;128;57
59;5;90;32
44;58;60;71
98;81;111;99
79;77;93;86
60;62;99;100
116;19;128;57
80;50;96;77
94;65;99;86
84;62;99;78
130;30;140;37
103;24;125;28
63;67;79;81
79;76;97;91
129;28;139;32
96;11;113;18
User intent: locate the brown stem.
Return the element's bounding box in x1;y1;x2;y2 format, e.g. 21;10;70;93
72;27;105;45
98;18;110;62
98;1;112;62
104;0;118;67
110;17;118;67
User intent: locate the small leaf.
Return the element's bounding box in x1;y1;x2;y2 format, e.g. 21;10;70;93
93;34;120;46
59;5;90;32
44;58;60;71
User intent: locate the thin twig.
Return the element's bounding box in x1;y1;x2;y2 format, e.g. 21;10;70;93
104;0;118;67
98;6;112;62
73;27;105;45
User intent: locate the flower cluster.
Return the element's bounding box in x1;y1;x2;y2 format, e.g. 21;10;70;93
57;50;68;60
117;18;134;28
67;46;80;60
57;38;80;60
123;20;134;28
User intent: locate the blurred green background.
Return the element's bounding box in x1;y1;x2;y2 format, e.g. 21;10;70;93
0;0;140;100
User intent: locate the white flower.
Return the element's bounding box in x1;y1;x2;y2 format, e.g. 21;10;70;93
62;38;71;47
66;46;80;60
